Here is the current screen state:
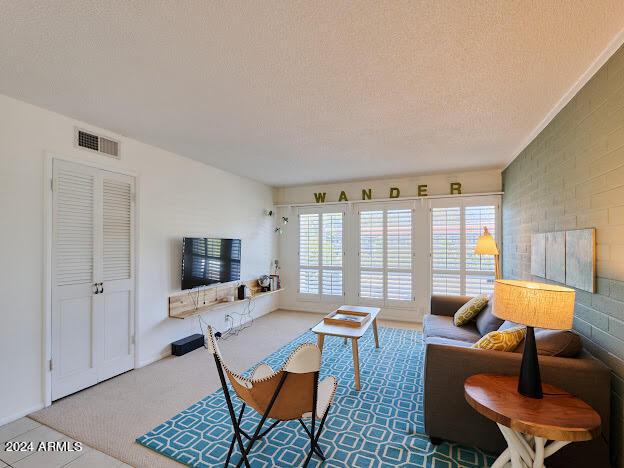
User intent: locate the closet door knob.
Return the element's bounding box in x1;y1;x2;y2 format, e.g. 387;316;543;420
93;283;99;295
98;283;104;294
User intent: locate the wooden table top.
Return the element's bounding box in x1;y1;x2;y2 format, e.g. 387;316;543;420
311;305;380;339
464;374;601;442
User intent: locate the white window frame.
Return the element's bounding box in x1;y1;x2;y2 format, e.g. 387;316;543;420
355;200;416;309
429;195;501;296
297;205;345;302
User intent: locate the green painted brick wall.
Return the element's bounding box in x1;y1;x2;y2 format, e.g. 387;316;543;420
503;44;624;467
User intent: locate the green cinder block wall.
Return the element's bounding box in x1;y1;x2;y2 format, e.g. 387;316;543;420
502;44;624;467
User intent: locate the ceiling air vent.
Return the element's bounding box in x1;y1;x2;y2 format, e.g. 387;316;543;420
75;128;120;159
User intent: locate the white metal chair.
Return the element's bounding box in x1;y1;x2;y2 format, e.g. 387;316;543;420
205;326;338;467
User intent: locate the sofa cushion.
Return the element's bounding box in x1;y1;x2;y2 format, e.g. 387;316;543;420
472;326;527;351
454;295;489;326
425;336;473;348
514;329;582;357
424;314;481;343
475;302;504;336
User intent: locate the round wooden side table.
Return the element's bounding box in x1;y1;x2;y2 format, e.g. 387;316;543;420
464;373;601;468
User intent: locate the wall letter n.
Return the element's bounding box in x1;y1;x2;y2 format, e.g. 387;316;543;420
314;192;327;203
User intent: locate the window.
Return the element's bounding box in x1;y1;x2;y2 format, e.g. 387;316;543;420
359;207;412;304
299;211;343;298
431;203;497;296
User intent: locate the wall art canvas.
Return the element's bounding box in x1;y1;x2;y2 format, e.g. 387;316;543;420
545;231;566;283
530;233;546;278
565;228;596;293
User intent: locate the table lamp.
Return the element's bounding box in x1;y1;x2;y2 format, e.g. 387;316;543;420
474;226;500;279
493;280;575;399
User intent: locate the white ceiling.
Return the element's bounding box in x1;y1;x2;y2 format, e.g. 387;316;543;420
2;1;624;186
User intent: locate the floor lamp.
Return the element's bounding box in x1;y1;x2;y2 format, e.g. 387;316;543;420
474;226;500;279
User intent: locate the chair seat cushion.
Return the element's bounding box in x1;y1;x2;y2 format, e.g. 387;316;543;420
425;336;474;348
423;314;481;343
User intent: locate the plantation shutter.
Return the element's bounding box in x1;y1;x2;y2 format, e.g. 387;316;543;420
321;212;343;296
298;210;343;298
299;213;319;294
54;168;95;286
431;207;461;295
431;202;498;296
102;178;132;281
386;209;412;301
360;210;384;299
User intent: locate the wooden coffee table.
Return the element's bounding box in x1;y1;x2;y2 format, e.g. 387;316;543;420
311;305;380;391
464;374;601;468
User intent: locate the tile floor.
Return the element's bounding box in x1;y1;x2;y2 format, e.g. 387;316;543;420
0;418;130;468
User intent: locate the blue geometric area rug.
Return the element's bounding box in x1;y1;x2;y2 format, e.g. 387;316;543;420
137;327;496;467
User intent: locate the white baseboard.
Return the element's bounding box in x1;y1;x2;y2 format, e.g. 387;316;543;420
0;403;45;426
137;349;172;368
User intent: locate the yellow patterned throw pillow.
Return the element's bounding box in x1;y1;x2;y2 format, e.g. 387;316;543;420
453;295;489;326
472;326;527;351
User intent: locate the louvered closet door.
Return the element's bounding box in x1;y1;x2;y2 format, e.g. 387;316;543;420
52;160;100;400
52;160;135;400
96;171;135;382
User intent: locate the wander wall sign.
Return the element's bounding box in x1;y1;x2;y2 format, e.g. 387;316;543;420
313;182;462;203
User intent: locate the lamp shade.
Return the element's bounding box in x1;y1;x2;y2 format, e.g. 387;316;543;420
493;280;575;330
474;227;499;255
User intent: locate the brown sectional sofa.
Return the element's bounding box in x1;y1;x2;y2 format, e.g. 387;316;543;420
423;295;612;468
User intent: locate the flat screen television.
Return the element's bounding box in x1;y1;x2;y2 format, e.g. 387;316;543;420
181;238;241;290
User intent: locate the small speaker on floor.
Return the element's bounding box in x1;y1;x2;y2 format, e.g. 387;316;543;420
172;334;205;356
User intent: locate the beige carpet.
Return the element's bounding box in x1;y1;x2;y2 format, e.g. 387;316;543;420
29;309;421;467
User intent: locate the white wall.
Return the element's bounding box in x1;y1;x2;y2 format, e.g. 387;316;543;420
275;171;502;321
0;93;278;424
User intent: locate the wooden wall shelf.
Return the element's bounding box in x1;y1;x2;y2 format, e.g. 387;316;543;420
168;279;283;320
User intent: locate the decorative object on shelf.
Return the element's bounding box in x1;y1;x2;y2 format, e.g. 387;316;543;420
323;309;371;328
493;280;575;399
258;275;271;292
272;259;281;290
474;226;500;279
237;284;248;300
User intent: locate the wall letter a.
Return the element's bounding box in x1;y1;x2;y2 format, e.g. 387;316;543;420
314;192;327;203
338;191;348;201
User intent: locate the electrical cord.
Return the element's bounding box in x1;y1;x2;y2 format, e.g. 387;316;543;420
195;287;257;343
221;293;256;340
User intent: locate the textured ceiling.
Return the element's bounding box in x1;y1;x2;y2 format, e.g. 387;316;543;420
2;1;624;186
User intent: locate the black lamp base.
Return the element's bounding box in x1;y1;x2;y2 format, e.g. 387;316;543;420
518;326;543;399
